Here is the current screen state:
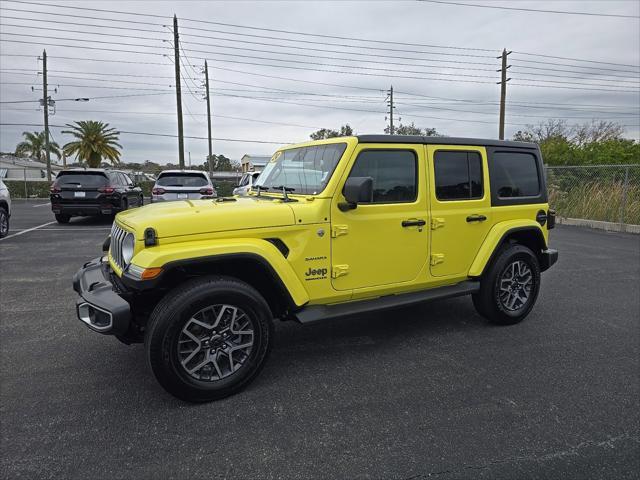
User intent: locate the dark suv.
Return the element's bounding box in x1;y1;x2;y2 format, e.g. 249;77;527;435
50;169;143;224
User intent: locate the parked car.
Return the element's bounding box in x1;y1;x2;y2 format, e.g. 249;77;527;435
0;179;11;238
232;171;261;196
73;135;557;402
50;169;143;224
151;170;216;202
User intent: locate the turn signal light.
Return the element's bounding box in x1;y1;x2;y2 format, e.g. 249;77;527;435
50;184;60;193
152;187;165;195
141;267;163;280
98;186;115;194
200;187;214;195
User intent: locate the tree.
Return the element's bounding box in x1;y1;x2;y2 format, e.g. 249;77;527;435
384;122;443;136
205;154;241;171
310;124;354;140
62;120;122;168
15;131;61;161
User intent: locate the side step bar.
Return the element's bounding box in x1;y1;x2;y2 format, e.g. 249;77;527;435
294;280;480;325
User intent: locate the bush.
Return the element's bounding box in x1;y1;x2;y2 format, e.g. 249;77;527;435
4;180;51;198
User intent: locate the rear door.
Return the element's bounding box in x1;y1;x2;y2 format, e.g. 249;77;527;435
427;145;492;277
56;172;108;204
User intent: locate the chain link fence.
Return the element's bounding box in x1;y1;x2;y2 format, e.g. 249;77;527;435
545;165;640;226
3;164;639;226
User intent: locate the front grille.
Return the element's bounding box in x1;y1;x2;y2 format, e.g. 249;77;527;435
109;223;129;271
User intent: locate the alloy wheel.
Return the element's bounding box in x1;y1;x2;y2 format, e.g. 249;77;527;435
498;260;533;311
177;304;254;382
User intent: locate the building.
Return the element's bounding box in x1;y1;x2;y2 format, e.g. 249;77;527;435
240;154;270;173
0;154;62;181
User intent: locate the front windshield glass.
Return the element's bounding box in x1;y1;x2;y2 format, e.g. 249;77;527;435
254;143;347;195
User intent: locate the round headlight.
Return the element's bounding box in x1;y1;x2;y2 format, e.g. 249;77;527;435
122;233;135;266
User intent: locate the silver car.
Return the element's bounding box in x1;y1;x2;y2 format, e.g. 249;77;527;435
232;171;261;196
0;179;11;238
151;170;217;203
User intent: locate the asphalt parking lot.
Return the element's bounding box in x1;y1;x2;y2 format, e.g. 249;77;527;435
1;200;638;479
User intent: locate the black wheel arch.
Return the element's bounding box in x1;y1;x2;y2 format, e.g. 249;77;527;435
476;226;547;278
123;253;298;319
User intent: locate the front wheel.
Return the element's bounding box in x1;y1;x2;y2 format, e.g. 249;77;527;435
0;207;9;238
145;276;273;402
472;243;541;325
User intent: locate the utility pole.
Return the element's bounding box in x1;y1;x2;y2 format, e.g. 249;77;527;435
497;48;512;140
42;49;52;182
173;14;185;169
387;85;395;135
204;60;214;176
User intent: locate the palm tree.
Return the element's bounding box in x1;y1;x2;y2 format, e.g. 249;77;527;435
62;120;122;168
15;131;61;161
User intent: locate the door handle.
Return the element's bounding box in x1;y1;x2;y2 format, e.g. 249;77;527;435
466;214;487;223
402;219;426;227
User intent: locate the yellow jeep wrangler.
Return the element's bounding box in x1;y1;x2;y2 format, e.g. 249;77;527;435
73;135;557;402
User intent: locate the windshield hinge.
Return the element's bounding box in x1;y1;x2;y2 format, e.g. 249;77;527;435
331;225;349;238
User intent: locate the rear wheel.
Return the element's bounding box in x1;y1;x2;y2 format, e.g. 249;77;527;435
55;213;70;224
0;207;8;238
145;276;273;402
472;243;541;325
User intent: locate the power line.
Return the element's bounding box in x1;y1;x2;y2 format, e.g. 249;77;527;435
0;52;169;66
0;93;173;104
420;0;640;20
0;14;166;34
0;22;167;42
0;5;163;26
5;1;638;73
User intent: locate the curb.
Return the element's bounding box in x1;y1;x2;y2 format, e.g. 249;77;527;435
557;217;640;234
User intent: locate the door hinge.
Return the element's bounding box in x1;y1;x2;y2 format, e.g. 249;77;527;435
430;253;445;266
431;217;446;230
331;225;349;238
332;264;350;278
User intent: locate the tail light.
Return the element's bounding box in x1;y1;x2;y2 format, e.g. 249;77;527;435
98;186;115;194
50;183;60;193
152;187;165;195
200;187;214;195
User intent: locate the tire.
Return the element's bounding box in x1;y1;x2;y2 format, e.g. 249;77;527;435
145;276;274;402
55;213;70;224
472;243;541;325
0;207;8;238
139;195;144;207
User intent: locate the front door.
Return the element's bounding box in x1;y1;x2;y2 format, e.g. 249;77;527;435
427;145;492;277
331;145;429;291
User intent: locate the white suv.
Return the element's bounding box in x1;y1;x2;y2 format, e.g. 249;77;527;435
151;170;217;203
232;171;261;196
0;179;11;238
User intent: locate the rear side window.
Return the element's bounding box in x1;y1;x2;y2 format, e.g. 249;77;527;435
434;151;483;200
492;152;540;198
348;150;417;203
156;173;208;187
56;172;108;187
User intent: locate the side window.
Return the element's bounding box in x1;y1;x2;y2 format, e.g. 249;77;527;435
492;152;540;198
348;150;417;203
434;151;483;201
107;172;120;185
122;173;133;185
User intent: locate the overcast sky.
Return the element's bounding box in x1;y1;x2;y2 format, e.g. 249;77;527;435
1;0;638;165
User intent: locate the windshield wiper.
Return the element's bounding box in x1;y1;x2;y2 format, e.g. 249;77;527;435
273;185;296;202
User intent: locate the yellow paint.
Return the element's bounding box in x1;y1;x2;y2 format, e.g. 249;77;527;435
107;136;551;311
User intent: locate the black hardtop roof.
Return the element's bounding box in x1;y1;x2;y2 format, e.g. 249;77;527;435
356;135;537;149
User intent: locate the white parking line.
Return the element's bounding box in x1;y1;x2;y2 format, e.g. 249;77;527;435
0;221;56;241
32;203;51;208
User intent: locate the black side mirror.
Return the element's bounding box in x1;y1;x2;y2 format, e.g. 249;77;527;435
339;176;373;211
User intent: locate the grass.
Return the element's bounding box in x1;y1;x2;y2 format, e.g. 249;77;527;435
548;181;640;225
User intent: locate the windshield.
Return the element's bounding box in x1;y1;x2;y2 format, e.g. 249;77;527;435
254;143;347;195
156;173;208;187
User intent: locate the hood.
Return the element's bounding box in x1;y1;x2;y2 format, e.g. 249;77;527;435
116;196;295;239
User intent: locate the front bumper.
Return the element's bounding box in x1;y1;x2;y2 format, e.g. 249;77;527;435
72;257;131;334
540;248;558;272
